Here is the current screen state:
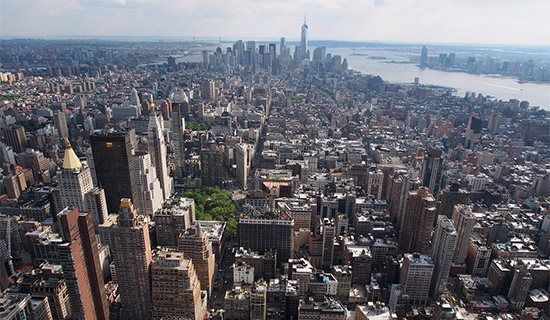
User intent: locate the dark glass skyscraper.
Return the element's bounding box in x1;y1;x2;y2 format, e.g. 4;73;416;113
90;130;137;213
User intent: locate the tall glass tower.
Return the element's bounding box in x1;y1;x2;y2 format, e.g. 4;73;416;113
300;17;308;60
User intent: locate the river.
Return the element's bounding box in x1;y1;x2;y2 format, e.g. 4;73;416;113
175;45;550;110
329;47;550;110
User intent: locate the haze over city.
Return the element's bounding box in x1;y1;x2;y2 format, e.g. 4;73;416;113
2;0;550;46
0;0;550;320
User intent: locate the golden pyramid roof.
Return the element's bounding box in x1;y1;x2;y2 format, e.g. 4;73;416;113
62;139;82;169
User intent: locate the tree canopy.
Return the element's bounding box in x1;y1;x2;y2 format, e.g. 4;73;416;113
181;186;237;237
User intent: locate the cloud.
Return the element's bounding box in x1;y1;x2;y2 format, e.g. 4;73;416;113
0;0;549;45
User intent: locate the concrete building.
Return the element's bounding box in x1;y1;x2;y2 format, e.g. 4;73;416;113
298;297;347;320
148;113;172;200
420;148;444;196
2;125;27;153
133;151;164;216
155;197;195;247
57;139;108;226
238;211;294;265
235;143;250;189
235;248;277;281
26;264;72;320
321;218;336;270
508;265;533;310
151;251;205;320
178;225;215;295
400;253;434;306
250;283;267;320
332;265;352;303
398;187;436;254
170;91;186;181
430;216;457;297
233;262;254;285
110;199;152;320
466;239;491;276
452;204;476;264
200;144;224;187
28;208;109;319
53;110;69;140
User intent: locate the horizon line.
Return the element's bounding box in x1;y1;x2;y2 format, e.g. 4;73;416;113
1;35;549;48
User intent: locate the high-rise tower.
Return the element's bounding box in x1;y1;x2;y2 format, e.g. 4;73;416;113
54;110;69;140
151;251;204;320
420;46;428;68
90;130;138;213
178;225;215;295
400;253;434;306
30;207;110;319
452;204;476;264
148;112;172;200
300;16;309;61
398;187;436;254
430;216;457;297
57;139;108;226
420;148;444;196
110;199;153;320
170;91;187;182
133;151;164;216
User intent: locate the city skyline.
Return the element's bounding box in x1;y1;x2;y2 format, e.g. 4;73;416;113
1;0;550;46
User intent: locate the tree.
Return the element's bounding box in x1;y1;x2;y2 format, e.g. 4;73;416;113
181;186;238;237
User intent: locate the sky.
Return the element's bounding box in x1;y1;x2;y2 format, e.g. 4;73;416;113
1;0;550;46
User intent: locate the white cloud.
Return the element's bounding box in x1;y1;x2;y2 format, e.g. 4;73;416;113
0;0;549;45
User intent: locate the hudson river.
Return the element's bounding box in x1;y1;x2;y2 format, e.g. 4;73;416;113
331;47;550;110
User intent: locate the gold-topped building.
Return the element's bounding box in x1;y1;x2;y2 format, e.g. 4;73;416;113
56;139;108;226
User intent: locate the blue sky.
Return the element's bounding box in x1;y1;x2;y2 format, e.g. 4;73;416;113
1;0;549;46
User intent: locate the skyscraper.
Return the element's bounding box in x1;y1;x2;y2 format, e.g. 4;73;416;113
110;199;152;320
235;143;249;189
395;169;422;230
430;216;457;297
420;148;444;196
148;113;172;200
170;91;187;181
130;87;140;107
436;180;470;219
133;151;164;216
90;130;138;213
400;253;434;306
2;125;27;153
58;139;108;226
465;115;482;149
321;218;335;270
452;204;476;264
53;110;69;140
200;144;223;187
300;17;309;61
420;46;428;68
155;197;195;247
398;187;436;254
507;265;532;310
178;225;215;295
30;207;110;319
151;251;204;320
